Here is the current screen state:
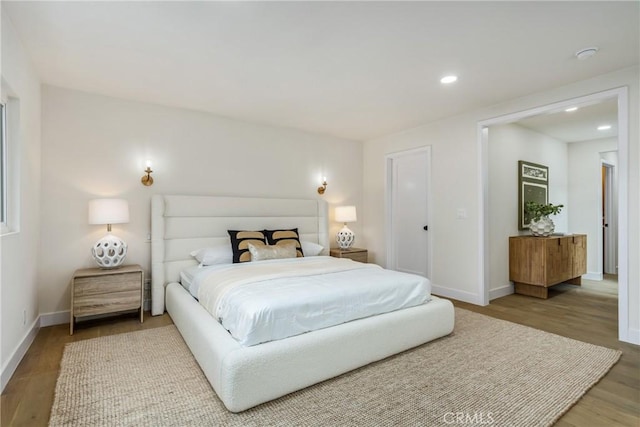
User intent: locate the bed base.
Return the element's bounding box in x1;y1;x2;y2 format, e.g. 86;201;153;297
166;282;454;412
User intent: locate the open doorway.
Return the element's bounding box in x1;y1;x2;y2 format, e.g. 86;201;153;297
478;87;631;343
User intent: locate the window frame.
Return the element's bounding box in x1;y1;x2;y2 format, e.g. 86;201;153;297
0;100;7;231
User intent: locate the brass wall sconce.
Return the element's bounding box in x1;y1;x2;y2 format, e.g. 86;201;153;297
141;160;154;186
317;177;327;195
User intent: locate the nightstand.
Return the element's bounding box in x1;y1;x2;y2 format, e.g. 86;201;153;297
330;247;368;263
70;264;144;334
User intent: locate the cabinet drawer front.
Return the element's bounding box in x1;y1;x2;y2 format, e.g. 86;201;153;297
348;253;368;263
74;272;141;296
74;290;141;317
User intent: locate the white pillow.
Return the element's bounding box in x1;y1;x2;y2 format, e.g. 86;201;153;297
248;242;297;261
190;243;233;266
301;240;324;256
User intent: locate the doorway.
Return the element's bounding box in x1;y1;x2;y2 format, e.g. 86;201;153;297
478;87;631;343
385;146;432;278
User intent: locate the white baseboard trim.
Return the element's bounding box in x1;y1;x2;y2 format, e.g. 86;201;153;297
1;318;40;393
625;327;640;345
431;284;482;305
40;310;70;327
489;284;514;301
583;272;603;281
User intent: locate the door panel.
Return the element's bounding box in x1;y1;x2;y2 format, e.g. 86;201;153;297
388;148;430;278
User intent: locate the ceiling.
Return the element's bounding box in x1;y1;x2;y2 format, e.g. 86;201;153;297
3;1;638;141
515;99;618;143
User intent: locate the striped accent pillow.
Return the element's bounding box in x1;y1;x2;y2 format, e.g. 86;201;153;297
227;230;267;263
264;228;304;257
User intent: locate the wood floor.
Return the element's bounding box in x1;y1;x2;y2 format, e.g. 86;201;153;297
1;277;638;426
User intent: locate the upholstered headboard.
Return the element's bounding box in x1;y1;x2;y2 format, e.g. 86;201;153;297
151;195;329;315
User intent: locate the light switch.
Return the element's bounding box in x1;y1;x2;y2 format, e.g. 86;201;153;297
456;208;467;219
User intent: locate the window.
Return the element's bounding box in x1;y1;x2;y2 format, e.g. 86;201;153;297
0;90;20;235
0;101;6;229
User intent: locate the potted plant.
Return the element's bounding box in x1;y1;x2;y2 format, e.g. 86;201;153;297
525;201;564;237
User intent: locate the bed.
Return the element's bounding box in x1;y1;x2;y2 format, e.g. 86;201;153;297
151;195;455;412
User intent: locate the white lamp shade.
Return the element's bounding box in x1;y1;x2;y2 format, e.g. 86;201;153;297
335;205;357;223
88;199;130;225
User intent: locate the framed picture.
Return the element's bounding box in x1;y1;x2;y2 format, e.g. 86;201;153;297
519;160;548;182
518;161;549;230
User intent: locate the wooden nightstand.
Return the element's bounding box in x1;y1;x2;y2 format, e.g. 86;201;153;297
70;264;144;334
330;247;368;263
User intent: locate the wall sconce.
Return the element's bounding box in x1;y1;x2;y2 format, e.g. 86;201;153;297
317;177;327;195
141;160;154;186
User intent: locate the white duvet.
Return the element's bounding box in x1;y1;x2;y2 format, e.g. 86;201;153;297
192;256;431;346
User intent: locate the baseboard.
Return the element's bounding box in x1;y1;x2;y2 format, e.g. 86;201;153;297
1;318;40;393
625;327;640;345
431;284;482;305
40;310;70;327
583;272;603;281
489;284;514;301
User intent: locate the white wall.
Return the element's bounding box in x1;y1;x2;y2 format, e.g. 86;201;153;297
568;137;618;278
0;10;42;389
362;66;639;343
39;86;363;316
487;123;568;295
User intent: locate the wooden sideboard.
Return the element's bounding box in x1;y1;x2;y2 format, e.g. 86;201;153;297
509;234;586;299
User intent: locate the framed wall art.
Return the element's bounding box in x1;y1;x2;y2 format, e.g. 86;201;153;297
518;160;549;229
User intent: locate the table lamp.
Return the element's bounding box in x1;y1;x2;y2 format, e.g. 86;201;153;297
88;198;129;268
335;205;357;249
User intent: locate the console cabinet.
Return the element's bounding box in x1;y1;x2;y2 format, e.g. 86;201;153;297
509;234;586;299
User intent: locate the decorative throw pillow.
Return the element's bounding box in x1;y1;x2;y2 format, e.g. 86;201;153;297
227;230;267;263
248;242;297;261
264;228;304;257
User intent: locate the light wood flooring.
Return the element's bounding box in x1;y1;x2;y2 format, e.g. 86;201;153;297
1;277;638;426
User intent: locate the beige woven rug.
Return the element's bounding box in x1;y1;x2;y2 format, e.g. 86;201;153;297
49;308;620;427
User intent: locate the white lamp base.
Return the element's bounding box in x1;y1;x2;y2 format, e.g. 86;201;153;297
336;224;355;249
92;233;128;268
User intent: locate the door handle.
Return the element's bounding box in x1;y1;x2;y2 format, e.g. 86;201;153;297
423;225;428;231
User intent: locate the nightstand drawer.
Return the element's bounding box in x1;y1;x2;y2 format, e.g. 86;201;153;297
345;252;367;263
330;247;368;263
70;264;144;334
73;290;141;317
74;272;141;297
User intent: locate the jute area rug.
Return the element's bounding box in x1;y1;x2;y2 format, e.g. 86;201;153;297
49;308;621;427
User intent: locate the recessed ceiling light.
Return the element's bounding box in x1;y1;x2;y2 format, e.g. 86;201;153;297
597;125;612;131
575;47;599;60
565;107;579;112
440;75;458;84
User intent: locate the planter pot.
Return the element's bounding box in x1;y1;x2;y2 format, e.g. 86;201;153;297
529;216;555;237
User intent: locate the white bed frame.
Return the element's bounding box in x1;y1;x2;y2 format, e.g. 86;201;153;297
151;195;455;412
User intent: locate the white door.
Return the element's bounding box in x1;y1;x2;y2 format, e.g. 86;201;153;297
386;147;431;278
602;162;618;275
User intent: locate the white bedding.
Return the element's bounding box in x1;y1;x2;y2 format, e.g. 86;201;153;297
179;265;201;293
192;256;431;346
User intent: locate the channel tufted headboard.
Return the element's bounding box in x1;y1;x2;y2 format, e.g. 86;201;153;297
150;195;330;315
